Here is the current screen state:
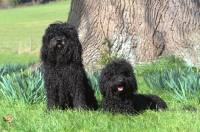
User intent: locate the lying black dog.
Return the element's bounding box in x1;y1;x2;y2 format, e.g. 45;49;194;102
99;59;167;114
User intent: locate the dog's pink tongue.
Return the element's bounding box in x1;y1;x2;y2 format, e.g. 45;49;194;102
118;87;124;92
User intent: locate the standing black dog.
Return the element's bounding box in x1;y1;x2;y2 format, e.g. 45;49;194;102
99;59;167;114
40;22;98;111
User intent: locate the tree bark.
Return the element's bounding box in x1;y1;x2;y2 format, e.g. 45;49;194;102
67;0;200;66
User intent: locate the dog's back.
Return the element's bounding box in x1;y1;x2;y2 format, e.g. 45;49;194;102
133;94;167;112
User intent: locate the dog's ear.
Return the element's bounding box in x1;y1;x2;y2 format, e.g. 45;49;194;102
99;73;110;96
71;39;83;63
40;35;48;62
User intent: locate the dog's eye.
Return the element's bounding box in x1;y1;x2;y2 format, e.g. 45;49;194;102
49;34;54;39
122;72;130;77
65;37;71;41
61;37;65;40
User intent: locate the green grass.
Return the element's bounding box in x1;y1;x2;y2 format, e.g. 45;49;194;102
0;99;199;132
0;1;71;64
0;53;38;64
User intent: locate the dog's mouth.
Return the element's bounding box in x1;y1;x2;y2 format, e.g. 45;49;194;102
56;44;62;48
117;84;124;92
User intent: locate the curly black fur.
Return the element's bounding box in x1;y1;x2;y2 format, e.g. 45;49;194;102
99;59;167;114
40;22;98;111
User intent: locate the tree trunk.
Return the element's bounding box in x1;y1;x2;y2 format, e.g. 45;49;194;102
67;0;200;66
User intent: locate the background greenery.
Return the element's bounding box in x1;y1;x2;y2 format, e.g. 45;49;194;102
0;0;71;64
0;0;65;7
0;1;199;132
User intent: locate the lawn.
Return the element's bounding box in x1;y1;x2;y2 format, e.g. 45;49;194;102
0;100;198;132
0;0;71;64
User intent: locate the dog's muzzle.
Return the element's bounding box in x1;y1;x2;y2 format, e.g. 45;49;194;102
117;79;125;92
56;44;62;48
55;36;63;48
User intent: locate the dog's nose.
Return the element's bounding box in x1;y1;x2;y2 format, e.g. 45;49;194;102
55;37;62;42
118;78;124;84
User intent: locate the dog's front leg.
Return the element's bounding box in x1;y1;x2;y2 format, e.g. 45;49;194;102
73;88;87;110
46;87;58;111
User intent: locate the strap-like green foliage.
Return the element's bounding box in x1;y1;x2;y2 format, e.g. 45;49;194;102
0;62;102;104
0;62;34;76
0;70;45;104
143;67;200;102
87;70;101;95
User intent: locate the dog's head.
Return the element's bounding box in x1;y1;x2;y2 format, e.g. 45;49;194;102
41;22;82;64
99;59;138;97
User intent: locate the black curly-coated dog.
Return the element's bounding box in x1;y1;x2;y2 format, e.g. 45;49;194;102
40;22;98;111
99;59;167;114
